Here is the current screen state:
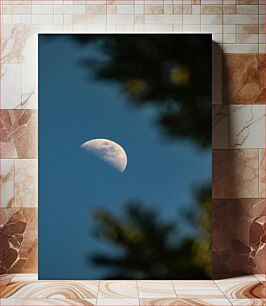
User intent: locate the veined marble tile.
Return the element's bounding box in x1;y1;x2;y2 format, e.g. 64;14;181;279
0;110;38;159
215;276;265;299
222;43;259;54
98;281;138;299
229;300;266;306
0;299;96;305
96;299;139;305
223;54;264;104
107;14;134;24
138;281;176;298
172;280;225;298
144;24;174;33
0;208;38;274
237;25;259;34
15;159;37;208
0;159;15;208
213;149;259;198
21;63;37;109
139;298;232;305
212;105;229;149
1;25;38;64
1;64;22;109
1;281;99;299
201;5;223;15
229;105;265;149
213;199;266;276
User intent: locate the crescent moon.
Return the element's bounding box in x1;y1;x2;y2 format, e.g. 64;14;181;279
80;138;127;173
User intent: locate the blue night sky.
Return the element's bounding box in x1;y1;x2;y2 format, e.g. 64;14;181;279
38;35;211;280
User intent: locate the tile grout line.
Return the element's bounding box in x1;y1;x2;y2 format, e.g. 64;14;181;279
135;279;140;306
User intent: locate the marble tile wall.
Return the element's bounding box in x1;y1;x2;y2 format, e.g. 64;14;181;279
0;0;265;278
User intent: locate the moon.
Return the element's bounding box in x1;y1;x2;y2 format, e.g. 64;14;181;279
80;139;127;172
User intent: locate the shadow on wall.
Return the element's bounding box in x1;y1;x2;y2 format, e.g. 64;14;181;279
212;41;266;279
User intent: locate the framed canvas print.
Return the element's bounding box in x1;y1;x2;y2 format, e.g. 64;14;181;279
38;34;212;280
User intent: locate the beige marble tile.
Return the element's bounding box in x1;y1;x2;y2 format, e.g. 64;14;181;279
21;63;37;109
15;159;37;208
229;300;266;306
201;5;223;14
144;5;164;15
1;64;22;109
224;15;258;25
0;299;96;305
237;25;259;34
172;280;225;298
1;281;99;299
98;281;138;299
96;299;139;305
0;159;15;208
236;4;259;14
138;281;176;298
222;44;258;53
1;25;37;64
140;298;232;305
215;276;265;299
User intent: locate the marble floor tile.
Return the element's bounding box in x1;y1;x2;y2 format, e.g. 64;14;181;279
172;280;225;298
98;281;138;299
215;276;265;299
96;299;139;305
137;281;176;298
254;275;266;283
0;299;96;305
1;281;99;299
0;274;14;294
229;299;266;305
0;160;15;208
140;298;232;305
140;299;180;306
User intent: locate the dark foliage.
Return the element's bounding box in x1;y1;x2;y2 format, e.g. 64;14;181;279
71;34;212;148
90;185;211;280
